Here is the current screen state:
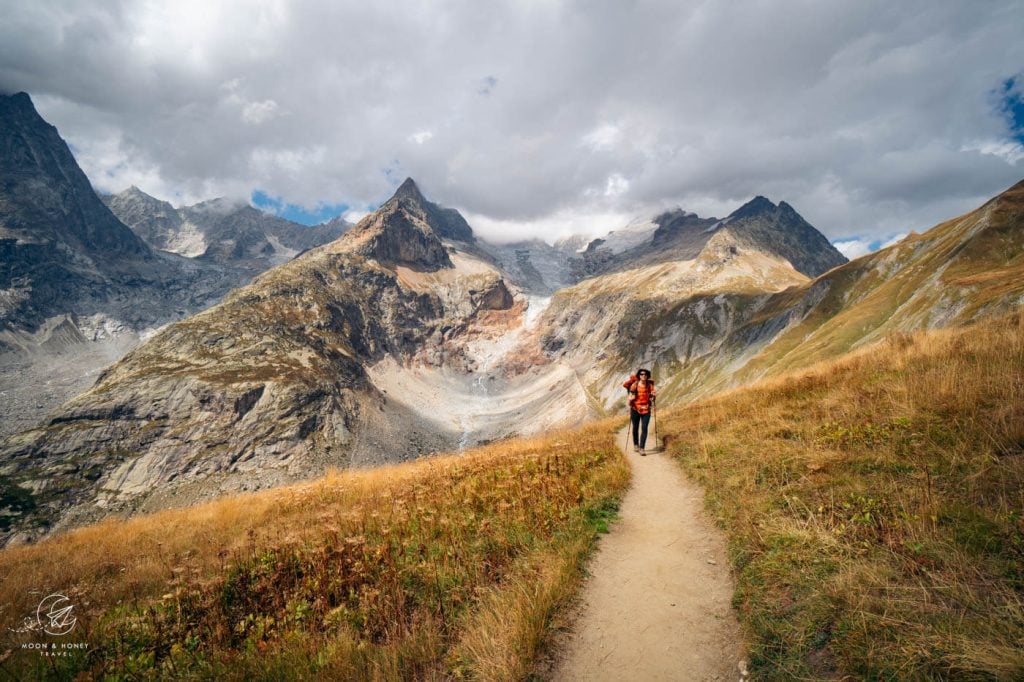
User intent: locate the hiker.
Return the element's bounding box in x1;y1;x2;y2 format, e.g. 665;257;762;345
624;368;656;454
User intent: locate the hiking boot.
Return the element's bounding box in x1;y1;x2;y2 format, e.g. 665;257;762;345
639;448;646;456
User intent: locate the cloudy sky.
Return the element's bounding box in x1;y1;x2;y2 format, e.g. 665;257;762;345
1;0;1022;254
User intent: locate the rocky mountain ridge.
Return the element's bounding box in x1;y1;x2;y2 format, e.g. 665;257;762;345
103;187;348;270
481;196;847;293
0;92;256;344
539;179;1024;410
2;92;156;334
0;93;356;442
0;92;309;443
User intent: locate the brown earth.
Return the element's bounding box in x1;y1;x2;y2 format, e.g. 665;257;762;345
552;426;747;681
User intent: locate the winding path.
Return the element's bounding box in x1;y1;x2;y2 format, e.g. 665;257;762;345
554;428;746;681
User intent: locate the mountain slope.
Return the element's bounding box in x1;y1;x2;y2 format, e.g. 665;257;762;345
722;177;1024;383
0;93;241;343
0;92;152;332
0;179;515;542
560;197;847;286
535;197;838;406
0;419;628;679
664;311;1024;679
537;180;1024;409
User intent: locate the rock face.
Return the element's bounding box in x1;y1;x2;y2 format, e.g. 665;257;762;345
101;187;189;253
717;196;847;277
0;178;510;542
0;92;151;331
349;180;455;269
0;94;150;263
392;177;475;243
0;93;244;341
474;238;581;294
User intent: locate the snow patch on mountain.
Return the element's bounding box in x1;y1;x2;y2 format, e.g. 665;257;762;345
589;216;660;254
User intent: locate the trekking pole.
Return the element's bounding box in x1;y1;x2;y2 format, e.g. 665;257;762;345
652;402;659;451
623;411;632;452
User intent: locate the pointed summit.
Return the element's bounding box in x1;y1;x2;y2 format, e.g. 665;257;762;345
377;177;475;243
0;91;37;119
349;183;453;270
720;196;846;277
729;195;777;220
0;91;150;260
393;177;426;202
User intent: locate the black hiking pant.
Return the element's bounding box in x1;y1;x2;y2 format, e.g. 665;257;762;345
630;409;651;449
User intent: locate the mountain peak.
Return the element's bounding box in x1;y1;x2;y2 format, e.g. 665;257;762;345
376;177;474;243
349;181;455;270
0;90;150;261
1;91;35;111
0;92;56;137
118;185;161;203
719;197;847;277
0;91;37;113
393;177;425;202
729;195;778;220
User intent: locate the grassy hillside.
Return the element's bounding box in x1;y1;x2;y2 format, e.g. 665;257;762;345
737;179;1024;382
662;311;1024;679
0;421;627;680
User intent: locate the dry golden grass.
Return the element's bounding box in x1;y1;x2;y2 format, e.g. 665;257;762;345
662;311;1024;679
0;419;628;680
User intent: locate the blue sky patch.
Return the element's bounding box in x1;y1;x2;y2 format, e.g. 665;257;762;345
251;189;348;225
1000;76;1024;144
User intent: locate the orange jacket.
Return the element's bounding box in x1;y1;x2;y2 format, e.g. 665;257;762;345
624;375;656;414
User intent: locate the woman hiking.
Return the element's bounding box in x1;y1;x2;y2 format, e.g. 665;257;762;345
624;368;656;454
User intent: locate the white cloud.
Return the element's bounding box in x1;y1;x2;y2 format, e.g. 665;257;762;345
833;232;910;259
408;130;434;145
463;208;632;245
242;99;279;125
342;208;371;223
2;0;1022;242
834;238;874;259
880;233;908;249
583;124;620;151
604;173;629;197
961;139;1024;164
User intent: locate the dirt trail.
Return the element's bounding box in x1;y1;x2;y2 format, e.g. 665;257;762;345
553;428;746;681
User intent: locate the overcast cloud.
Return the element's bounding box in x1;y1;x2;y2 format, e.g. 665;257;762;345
1;0;1022;245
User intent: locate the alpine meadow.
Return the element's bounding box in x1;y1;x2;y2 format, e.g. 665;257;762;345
2;2;1024;680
